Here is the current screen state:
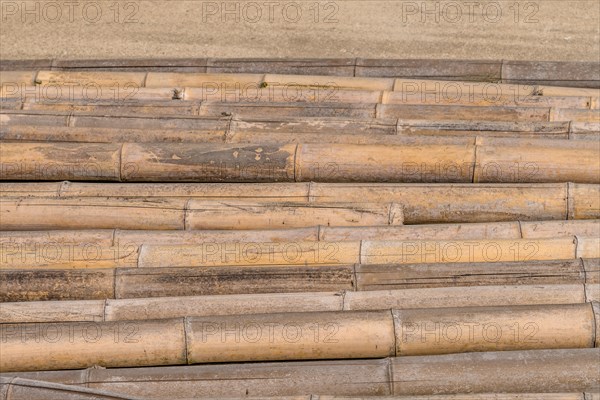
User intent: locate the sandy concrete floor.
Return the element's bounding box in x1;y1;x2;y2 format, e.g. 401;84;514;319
0;0;599;61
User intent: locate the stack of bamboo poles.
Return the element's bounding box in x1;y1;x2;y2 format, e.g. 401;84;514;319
0;58;599;399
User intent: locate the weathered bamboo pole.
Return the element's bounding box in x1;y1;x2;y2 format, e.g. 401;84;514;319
136;237;581;269
520;220;600;239
1;349;597;397
2;110;585;136
354;259;586;290
1;304;597;372
0;377;148;400
393;303;594;356
584;258;600;302
0;125;227;143
1;237;587;269
397;119;572;139
390;349;600;395
0;198;186;230
3;122;597;143
0;198;403;230
0;243;137;269
2;59;597;86
392;78;600;98
376;103;551;121
0;268;116;301
569;183;600;219
4;182;581;223
3;257;595;302
0;318;187;372
5;83;595;110
0;284;586;324
5;141;593;184
0;379;591;400
472;138;600;183
185;201;404;229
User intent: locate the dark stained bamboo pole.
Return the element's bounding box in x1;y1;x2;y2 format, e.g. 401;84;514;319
3;258;595;302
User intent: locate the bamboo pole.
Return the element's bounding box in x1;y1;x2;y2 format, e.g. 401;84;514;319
376;104;551;122
0;198;186;230
1;349;597;397
0;243;137;269
391;349;600;395
569;183;600;219
0;198;403;230
0;125;228;143
0;284;586;324
584;258;599;302
520;220;600;239
358;237;577;265
393;303;594;356
0;377;147;400
473;138;600;184
2;237;582;269
120;142;297;182
2;122;597;144
0;142;121;181
392;78;600;98
4;257;596;302
5;141;596;184
0;269;115;301
0;318;187;372
186;310;396;363
2;182;574;223
184;201;404;229
318;221;520;241
35;71;147;87
0;304;597;371
354;259;585;290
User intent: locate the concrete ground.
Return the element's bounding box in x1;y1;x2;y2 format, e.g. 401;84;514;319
0;0;599;61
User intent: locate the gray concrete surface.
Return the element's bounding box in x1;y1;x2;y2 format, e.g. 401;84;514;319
0;0;599;61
